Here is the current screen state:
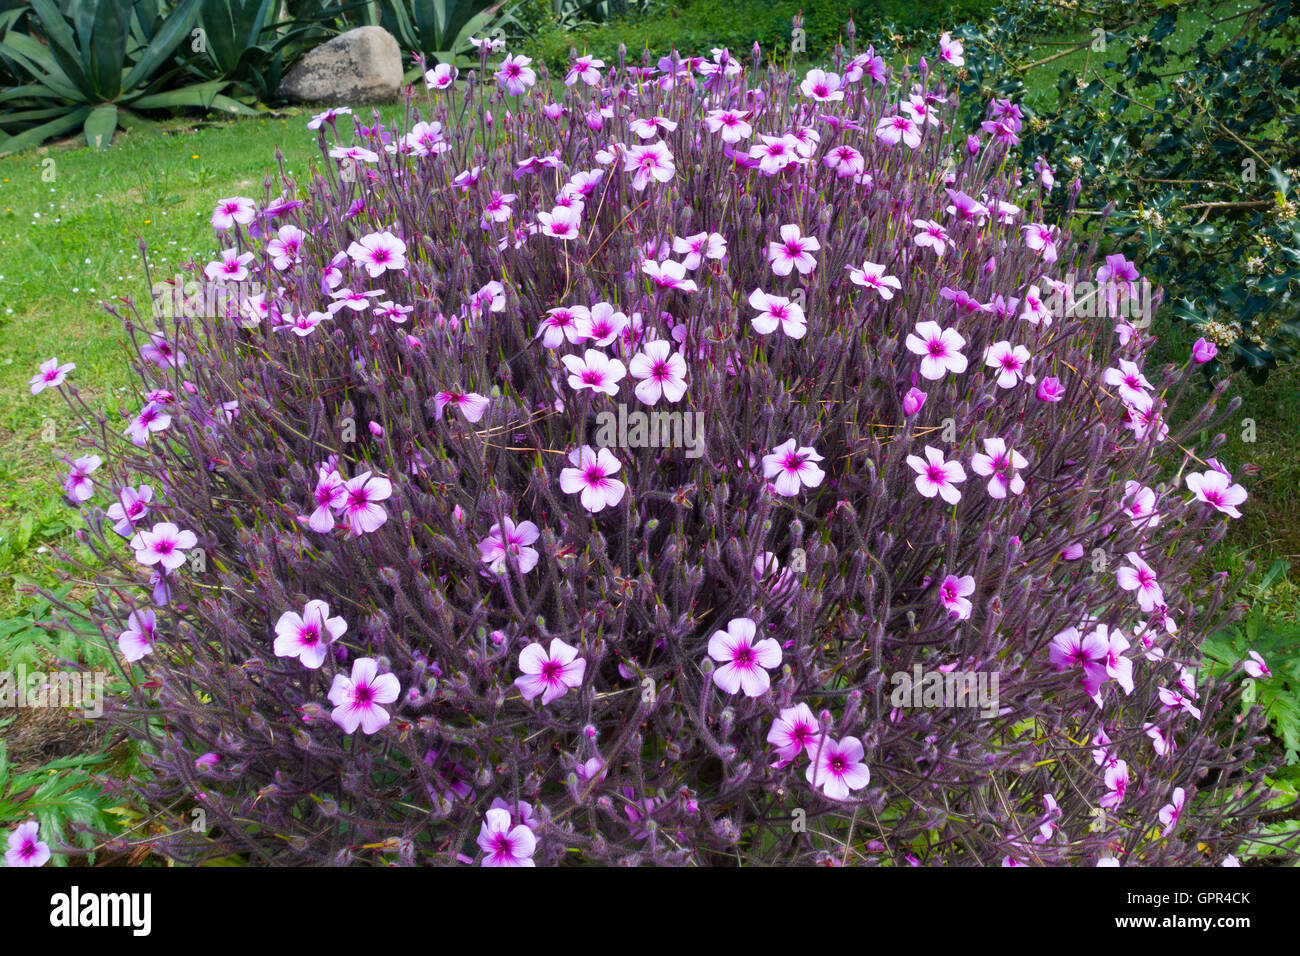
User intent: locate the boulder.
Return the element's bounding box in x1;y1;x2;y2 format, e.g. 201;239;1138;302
278;26;403;106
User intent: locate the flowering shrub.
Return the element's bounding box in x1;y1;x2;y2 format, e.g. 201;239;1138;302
39;31;1280;866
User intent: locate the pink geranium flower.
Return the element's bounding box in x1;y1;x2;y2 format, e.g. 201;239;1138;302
806;735;871;799
328;657;400;735
117;609;157;663
514;638;586;704
905;321;967;379
495;54;536;95
434;391;490;423
563;349;627;396
477;807;536;866
939;574;976;620
846;260;901;299
106;484;154;536
1244;650;1272;679
629;340;688;405
347;230;407;277
906;446;966;503
559;446;626;512
970;438;1028;499
749;288;807;339
342;471;392;534
1184;470;1247;519
29;357;75;394
1116;552;1164;612
708;617;782;697
63;454;101;502
275;600;347;670
762;439;825;496
130;522;198;571
983;341;1031;388
767;224;821;276
479;517;541;574
5;821;50;868
1158;787;1186;836
767;703;820;767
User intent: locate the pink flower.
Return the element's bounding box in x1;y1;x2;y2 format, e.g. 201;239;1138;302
477;807;536;866
1116;552;1164;613
5;821;50;868
749;288;807;339
130;522;198;571
204;247;255;282
641;258;698;291
117;609;157;663
1184;470;1247;519
514;638;586;704
1050;625;1110;698
562;349;627;396
29;357;75;394
537;305;591;348
347;230;407;277
905;321;967;379
63;454;101;502
307;462;346;532
1192;337;1218;364
800;68;843;101
434;391;490;423
672;231;727;270
876;112;922;149
1022;222;1059;262
939;31;964;66
749;134;802;174
628;340;687;405
825;144;865;178
559;446;626;512
806;735;871;799
1037;376;1066;403
708;617;782;697
342;471;392;534
911;218;950;256
141;333;185;368
1244;650;1271;679
767;224;821;276
328;657;400;735
1099;759;1128;810
767;703;820;767
495;54;536;95
479;517;541;574
125;401;172;445
762;439;825;496
565;53;604;86
210;196;255;231
902;387;927;416
425;62;457;89
969;437;1028;499
905;445;966;503
1158;787;1185;836
1103;359;1153;407
624;141;676;190
1123;480;1160;529
846;260;901;299
983;341;1031;388
704;109;752;143
274;600;347;670
939;574;976;620
537;205;582;240
106;484;154;536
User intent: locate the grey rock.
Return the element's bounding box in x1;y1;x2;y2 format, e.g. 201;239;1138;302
278;26;403;106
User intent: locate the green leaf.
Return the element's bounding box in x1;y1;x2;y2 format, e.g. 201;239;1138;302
83;103;118;149
0;105;92;155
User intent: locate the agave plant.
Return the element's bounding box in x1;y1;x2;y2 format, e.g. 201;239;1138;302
356;0;512;70
0;0;254;153
182;0;365;102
